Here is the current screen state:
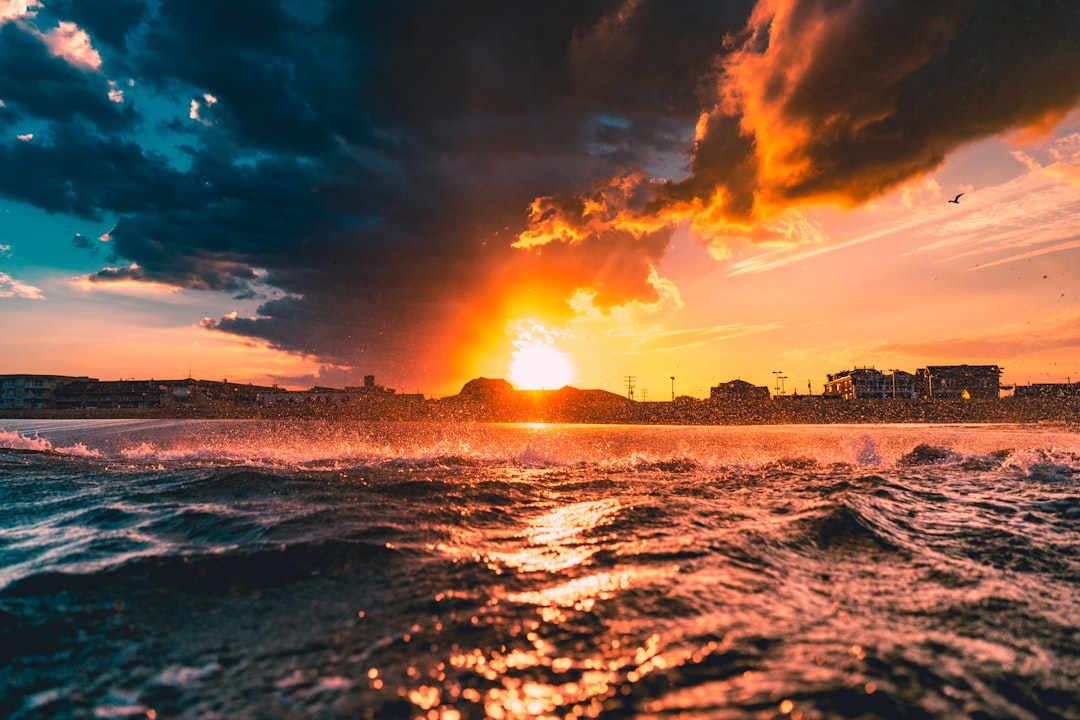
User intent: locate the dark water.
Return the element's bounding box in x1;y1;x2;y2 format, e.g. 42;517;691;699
1;419;1078;720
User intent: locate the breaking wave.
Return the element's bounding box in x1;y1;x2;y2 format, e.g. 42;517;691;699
1;419;1078;719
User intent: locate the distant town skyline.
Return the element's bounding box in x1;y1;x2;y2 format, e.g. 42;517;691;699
4;360;1077;404
2;3;1080;398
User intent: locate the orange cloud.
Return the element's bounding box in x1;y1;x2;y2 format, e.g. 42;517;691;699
40;21;102;72
515;0;1080;314
513;170;671;251
0;1;41;24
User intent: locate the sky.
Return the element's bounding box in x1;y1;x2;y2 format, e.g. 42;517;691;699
2;0;1079;398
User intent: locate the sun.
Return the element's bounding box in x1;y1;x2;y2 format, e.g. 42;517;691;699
508;342;575;390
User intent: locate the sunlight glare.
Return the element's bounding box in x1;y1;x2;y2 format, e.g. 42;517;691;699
508;342;574;390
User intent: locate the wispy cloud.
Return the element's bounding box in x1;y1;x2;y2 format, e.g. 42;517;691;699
876;312;1080;362
71;265;183;297
0;271;44;299
727;130;1080;276
602;320;785;355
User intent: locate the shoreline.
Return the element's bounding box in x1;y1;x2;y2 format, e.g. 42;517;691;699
2;396;1078;426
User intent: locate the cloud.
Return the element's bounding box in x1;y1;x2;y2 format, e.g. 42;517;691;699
0;271;44;299
39;20;102;71
0;21;135;131
876;312;1080;363
605;319;786;355
703;0;1080;212
0;0;41;24
2;0;1080;391
72;264;185;296
522;0;1080;255
1013;131;1080;189
0;124;192;218
71;233;94;251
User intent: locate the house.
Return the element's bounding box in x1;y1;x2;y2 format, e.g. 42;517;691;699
917;365;1001;399
710;379;771;402
0;374;94;409
823;368;890;399
888;370;919;399
53;379;169;409
1013;381;1080;399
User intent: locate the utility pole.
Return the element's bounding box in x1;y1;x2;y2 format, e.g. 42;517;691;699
624;376;636;401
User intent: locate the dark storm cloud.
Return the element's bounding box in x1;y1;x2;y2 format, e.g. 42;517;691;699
131;0;349;157
523;0;1080;251
43;0;149;52
0;125;191;219
0;22;135;132
2;0;751;387
708;0;1080;208
71;232;97;254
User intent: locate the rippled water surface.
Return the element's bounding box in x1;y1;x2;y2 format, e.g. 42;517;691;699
1;420;1079;719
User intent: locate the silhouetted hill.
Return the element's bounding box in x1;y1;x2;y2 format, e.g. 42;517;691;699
457;377;516;401
433;380;633;422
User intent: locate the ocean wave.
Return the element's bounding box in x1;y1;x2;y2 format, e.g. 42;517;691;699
2;424;1079;720
5;421;1080;479
0;429;52;452
1;537;405;599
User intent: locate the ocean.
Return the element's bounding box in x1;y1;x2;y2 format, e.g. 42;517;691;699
1;419;1078;719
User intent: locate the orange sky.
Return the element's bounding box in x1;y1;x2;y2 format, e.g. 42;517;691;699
3;1;1079;398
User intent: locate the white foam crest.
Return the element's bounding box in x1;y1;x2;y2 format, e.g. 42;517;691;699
7;421;1078;474
105;437;415;470
0;428;52;451
55;442;101;457
118;441;244;465
996;447;1078;482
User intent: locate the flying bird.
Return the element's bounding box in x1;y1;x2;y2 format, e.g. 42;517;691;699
948;193;964;204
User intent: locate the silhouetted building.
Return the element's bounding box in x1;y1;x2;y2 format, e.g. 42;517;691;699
888;370;919;399
54;378;273;409
917;365;1001;399
0;374;94;409
1013;381;1080;399
823;368;890;399
55;379;169;409
710;379;770;402
345;375;395;396
305;387;350;404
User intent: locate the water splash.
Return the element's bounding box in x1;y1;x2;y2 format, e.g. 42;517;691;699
850;434;882;466
0;429;52;452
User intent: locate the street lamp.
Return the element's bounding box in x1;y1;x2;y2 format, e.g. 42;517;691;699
670;376;675;402
772;370;783;397
888;369;899;398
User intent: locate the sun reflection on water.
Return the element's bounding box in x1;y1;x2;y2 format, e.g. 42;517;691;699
415;494;706;718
